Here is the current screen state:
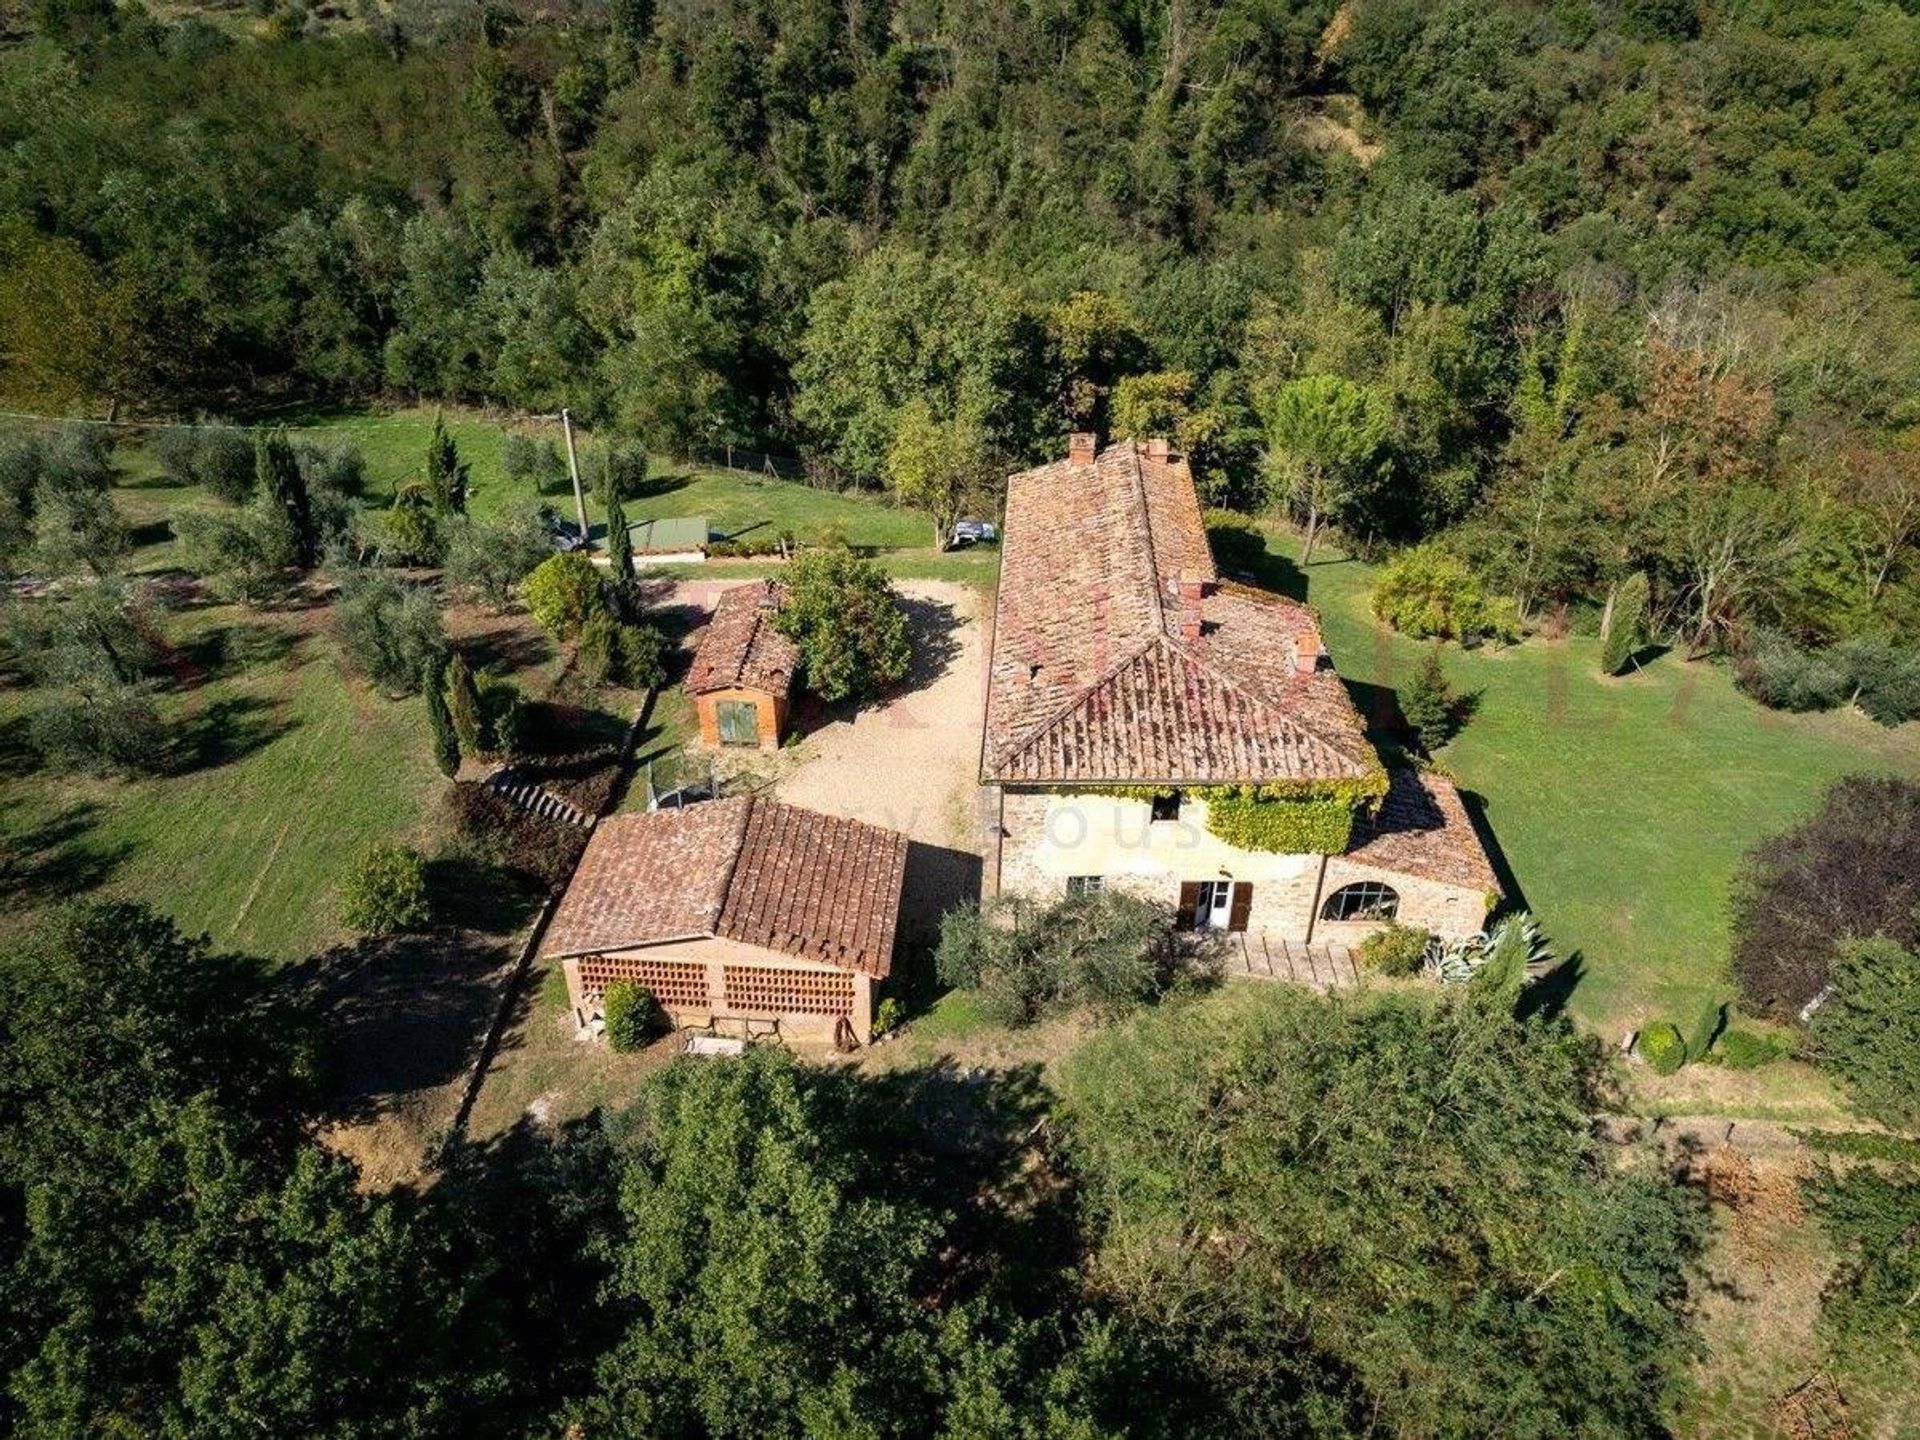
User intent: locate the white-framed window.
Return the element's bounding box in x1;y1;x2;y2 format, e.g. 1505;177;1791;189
1066;875;1105;897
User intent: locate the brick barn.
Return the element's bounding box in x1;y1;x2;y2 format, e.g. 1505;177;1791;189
981;433;1499;955
540;795;907;1046
688;579;798;750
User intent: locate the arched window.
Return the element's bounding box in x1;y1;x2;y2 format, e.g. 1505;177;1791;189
1321;881;1399;923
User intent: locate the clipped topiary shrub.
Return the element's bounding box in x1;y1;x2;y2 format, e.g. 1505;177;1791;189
603;980;664;1051
1638;1021;1687;1075
1358;923;1431;977
1371;543;1519;644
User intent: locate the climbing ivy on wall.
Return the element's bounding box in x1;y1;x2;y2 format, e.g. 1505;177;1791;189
1060;764;1388;857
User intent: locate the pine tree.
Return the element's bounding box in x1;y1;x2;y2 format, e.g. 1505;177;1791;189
1401;646;1457;753
425;412;469;518
602;455;635;590
423;655;460;778
445;651;484;757
1601;571;1649;676
255;428;315;569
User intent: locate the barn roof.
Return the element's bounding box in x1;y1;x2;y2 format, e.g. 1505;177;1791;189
539;796;907;978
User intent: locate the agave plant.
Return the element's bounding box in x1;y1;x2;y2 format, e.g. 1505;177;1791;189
1425;914;1552;984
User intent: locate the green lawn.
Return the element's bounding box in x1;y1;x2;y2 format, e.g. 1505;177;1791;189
1264;534;1920;1035
1;605;443;962
290;406;937;550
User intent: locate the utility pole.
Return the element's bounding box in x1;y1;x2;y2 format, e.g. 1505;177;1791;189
560;407;590;545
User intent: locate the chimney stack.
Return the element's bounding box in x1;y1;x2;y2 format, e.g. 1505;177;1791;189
1145;436;1170;462
1292;622;1325;674
1068;432;1097;466
1173;568;1208;642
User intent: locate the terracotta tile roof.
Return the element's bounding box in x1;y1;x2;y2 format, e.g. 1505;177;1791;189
1346;770;1501;894
982;438;1373;785
539;796;907;977
687;580;799;698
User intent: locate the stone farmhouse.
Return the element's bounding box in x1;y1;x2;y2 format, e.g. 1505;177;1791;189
540;794;907;1046
980;433;1498;955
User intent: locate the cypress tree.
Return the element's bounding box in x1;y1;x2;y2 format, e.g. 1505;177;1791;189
1601;572;1650;676
425;412;469;518
602;455;635;589
423;655;460;778
256;428;315;569
445;651;484;757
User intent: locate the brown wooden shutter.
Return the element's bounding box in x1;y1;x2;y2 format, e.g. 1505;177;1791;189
1228;882;1253;933
1178;882;1203;930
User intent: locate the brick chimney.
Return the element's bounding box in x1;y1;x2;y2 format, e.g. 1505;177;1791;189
1068;432;1097;466
1173;568;1208;642
1145;436;1170;462
1292;622;1325;674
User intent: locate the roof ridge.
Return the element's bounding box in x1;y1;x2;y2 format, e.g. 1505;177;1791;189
709;794;758;932
1120;441;1169;636
1000;636;1366;779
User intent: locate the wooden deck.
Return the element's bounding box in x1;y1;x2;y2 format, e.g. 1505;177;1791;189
1225;933;1360;988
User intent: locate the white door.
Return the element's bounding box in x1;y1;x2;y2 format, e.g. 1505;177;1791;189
1195;879;1233;930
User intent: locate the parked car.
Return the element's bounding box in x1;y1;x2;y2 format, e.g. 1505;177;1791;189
949;517;999;548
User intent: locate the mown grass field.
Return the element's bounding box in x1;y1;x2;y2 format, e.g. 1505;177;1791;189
1257;533;1920;1038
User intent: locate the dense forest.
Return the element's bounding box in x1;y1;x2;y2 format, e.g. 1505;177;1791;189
3;0;1918;655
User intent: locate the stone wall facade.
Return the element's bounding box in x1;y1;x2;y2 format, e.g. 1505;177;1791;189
993;787;1489;943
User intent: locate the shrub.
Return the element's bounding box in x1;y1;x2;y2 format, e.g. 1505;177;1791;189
523;551;606;644
1809;936;1920;1129
474;671;524;757
1833;635;1920;726
28;687;165;775
366;502;438;565
603;981;664;1051
175;505;298;606
934;891;1206;1027
152;424;256;503
1600;571;1649;676
440;511;553;611
294;439;365;498
340;842;430;937
1716;1027;1790;1070
335;574;447;696
1638;1021;1687;1075
1731;776;1920;1019
578;611;667;691
771;547;911;704
1807;1167;1920;1364
1733;628;1850;711
1358;923;1430;977
1371;543;1518;644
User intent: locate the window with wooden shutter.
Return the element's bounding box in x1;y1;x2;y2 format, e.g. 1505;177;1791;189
1228;882;1253;932
1178;881;1204;929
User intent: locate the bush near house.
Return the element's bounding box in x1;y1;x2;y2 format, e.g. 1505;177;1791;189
340;842;431;937
1357;923;1430;977
935;889;1210;1026
771;546;911;704
602;981;663;1052
523;552;605;645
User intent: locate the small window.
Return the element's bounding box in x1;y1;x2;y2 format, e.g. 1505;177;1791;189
1066;875;1105;897
1320;881;1400;923
1150;791;1182;822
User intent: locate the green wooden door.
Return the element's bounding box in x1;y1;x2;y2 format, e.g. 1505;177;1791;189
716;699;759;746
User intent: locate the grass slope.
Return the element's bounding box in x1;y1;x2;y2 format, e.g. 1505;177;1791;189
1265;535;1920;1035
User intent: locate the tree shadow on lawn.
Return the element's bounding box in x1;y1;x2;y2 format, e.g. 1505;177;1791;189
1216;542;1308;603
172;619;305;688
0;802;129;908
456;621;556;677
166;694;294;774
290;926;520;1128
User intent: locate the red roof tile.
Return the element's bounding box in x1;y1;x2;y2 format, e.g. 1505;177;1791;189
687;580;799;698
540;796;907;977
982;439;1372;785
1347;771;1501;894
